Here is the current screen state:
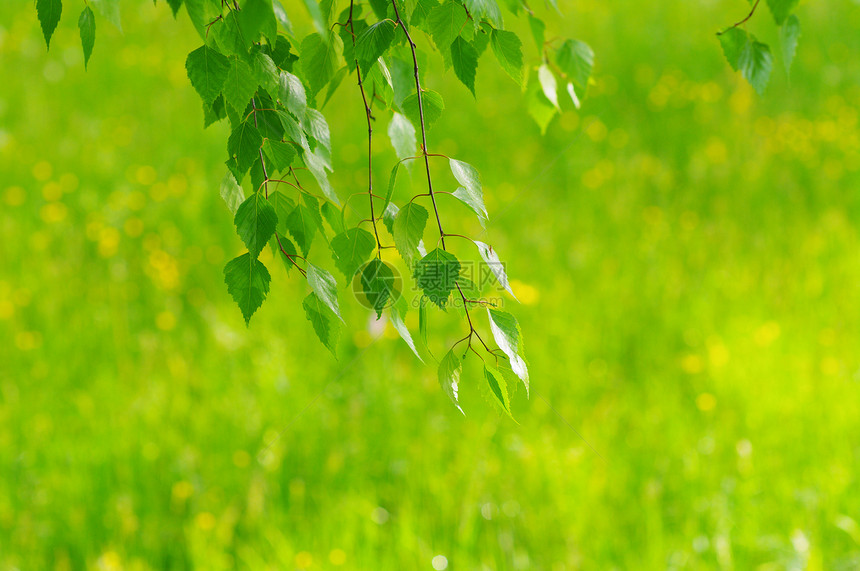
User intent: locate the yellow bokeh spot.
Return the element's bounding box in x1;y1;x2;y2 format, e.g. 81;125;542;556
754;321;781;346
168;174;188;197
704;138;727;164
96;551;123;571
59;173;79;193
560;112;580;132
681;354;703;374
509;279;539;305
149;183;169;202
156;311;176;331
124;218;145;238
696;393;717;412
820;357;840;376
40;203;68;223
127;191;147;211
42;182;63;201
233;450;251;468
171;481;194;501
4;186;26;206
136;166;158;185
15;331;43;351
707;339;729;368
608;128;629;148
585;118;607;142
195;512;217;531
98;227;121;258
329;549;347;566
353;329;372;348
295;552;313;568
32;160;53;181
0;300;14;320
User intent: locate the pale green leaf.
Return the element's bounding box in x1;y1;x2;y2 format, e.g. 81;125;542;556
766;0;799;25
538;64;559;109
438;349;464;413
306;262;343;320
780;15;800;75
301;32;344;95
484;364;514;418
262;139;297;172
490;29;523;85
91;0;121;32
739;37;773;95
279;71;307;117
474;241;516;299
487;308;529;394
403;90;445;130
393;203;429;266
355;19;396;70
427;1;467;53
555;39;593;89
220;171;245;214
718;27;747;71
303;292;341;355
388;112;417;162
390;299;423;361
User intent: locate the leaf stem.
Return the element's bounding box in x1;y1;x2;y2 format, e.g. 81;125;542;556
718;0;761;34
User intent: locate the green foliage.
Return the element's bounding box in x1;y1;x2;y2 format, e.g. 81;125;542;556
437;349;464;413
414;248;460;308
30;0;812;416
77;6;95;69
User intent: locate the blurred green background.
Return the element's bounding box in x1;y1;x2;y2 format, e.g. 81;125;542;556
2;0;860;569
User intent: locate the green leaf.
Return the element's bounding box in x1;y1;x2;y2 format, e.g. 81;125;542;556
78;7;96;69
36;0;62;49
403;90;445;130
269;231;298;274
527;14;545;52
393;203;429;266
303;108;331;153
438;349;464;413
223;56;258;113
388;112;417;162
427;1;467;53
214;10;247;55
718;27;747;71
251;50;279;93
91;0;121;31
224;253;271;325
267;189;296;234
301;32;344;95
306;262;343;320
220;171;245;214
227;120;264;177
414;248;460;308
449;158;487;224
526;73;557;133
484;364;514;418
450;36;479;96
302;292;342;355
186;45;230;105
262;139;296;172
538;64;559;109
360;259;398;318
766;0;799;25
302;147;339;205
464;0;503;28
780;14;801;75
239;0;278;45
490;29;523;85
474;241;516;299
411;0;440;26
279;71;308;117
330;227;376;280
301;0;327;34
166;0;184;17
383;163;401;215
390;298;423;361
234;191;278;258
355;19;397;70
284;194;323;256
321;201;345;234
739;37;773;95
418;295;429;349
555;39;593;90
487;308;529;394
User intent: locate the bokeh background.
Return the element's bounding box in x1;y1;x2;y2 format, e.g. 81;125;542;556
2;0;860;569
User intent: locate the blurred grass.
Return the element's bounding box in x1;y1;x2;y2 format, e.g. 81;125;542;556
2;0;860;569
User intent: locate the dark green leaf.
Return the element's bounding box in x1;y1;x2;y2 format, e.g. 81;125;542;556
224;253;271;325
262;139;296;172
393;203;428;266
239;0;278;45
451;36;479;95
186;45;230;105
303;292;341;355
269;231;298;274
227;120;263;177
330;227;376;279
234;191;278;258
438;349;464;413
78;6;96;69
411;0;440;26
284;194;323;256
166;0;184;17
360;259;398;318
403;90;445;130
223;55;258;113
414;248;460;308
36;0;62;49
